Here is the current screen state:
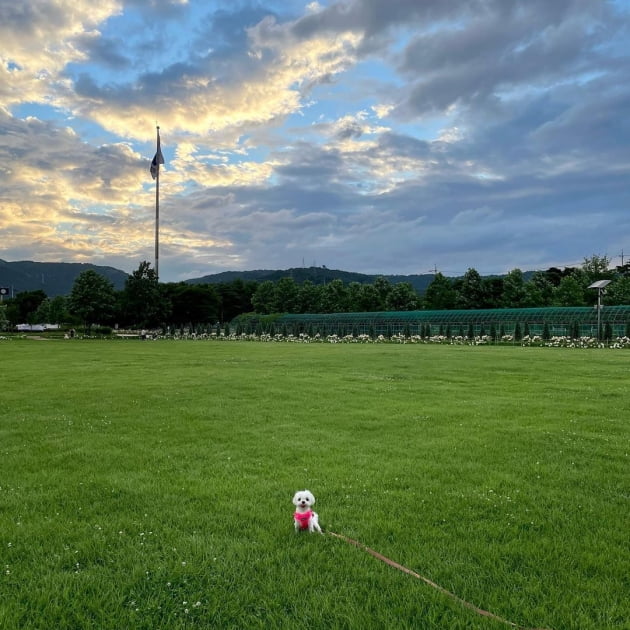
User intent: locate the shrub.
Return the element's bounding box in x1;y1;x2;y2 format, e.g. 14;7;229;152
514;322;522;341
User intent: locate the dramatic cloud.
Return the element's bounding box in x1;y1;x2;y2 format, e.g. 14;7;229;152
0;1;121;106
0;0;629;281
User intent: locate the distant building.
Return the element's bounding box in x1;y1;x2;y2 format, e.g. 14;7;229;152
16;324;60;332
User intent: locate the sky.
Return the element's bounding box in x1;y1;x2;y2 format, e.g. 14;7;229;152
1;0;629;282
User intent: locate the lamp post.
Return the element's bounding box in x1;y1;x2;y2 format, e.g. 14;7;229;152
588;280;611;341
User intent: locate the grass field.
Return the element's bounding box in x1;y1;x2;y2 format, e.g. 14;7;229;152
1;339;628;629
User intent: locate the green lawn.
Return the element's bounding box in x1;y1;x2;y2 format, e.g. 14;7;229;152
1;340;628;629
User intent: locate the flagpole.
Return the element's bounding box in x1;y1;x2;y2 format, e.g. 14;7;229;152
155;125;160;281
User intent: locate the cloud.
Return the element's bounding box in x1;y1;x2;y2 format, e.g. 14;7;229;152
1;0;629;282
0;0;121;107
0;109;154;266
75;33;131;70
452;206;503;226
290;0;455;40
46;2;362;143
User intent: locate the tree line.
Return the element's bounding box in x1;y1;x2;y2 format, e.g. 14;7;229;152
238;254;630;314
2;255;629;332
1;261;257;332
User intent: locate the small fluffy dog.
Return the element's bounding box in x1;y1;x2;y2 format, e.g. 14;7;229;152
292;490;322;534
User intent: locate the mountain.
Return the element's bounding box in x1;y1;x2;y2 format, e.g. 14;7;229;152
185;266;437;293
0;259;129;297
0;260;533;298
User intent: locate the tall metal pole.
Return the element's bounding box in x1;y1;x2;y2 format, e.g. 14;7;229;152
597;288;601;341
155;125;160;281
588;280;610;342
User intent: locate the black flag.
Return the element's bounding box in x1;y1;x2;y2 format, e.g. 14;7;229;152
150;133;165;179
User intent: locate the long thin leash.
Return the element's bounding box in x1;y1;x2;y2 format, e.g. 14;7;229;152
327;530;551;630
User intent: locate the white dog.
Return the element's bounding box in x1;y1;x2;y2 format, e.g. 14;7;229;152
292;490;322;534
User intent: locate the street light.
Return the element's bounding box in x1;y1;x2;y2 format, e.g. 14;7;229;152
588;280;611;341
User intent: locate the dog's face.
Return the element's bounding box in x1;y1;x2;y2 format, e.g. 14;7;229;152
292;490;316;510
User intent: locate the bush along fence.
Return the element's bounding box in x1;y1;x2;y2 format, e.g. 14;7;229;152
7;305;628;348
168;331;630;348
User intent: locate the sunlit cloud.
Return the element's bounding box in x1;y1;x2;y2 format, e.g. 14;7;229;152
0;0;629;281
0;0;121;107
66;14;362;143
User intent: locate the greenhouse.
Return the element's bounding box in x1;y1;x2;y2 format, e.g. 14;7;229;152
235;305;630;339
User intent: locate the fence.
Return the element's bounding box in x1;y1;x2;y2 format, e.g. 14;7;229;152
232;306;630;340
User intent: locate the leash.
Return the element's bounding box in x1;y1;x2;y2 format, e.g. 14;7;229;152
327;531;551;630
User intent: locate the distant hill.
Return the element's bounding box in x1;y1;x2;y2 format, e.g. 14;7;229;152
0;259;129;297
185;266;437;293
0;260;534;298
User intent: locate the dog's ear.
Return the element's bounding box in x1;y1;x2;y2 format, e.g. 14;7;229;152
292;492;300;506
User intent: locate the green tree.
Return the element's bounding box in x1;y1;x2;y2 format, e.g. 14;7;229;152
33;298;50;324
120;261;170;327
581;254;614;284
347;282;365;312
524;271;554;307
386;282;420;311
603;322;613;342
297;280;321;313
4;290;47;325
32;296;69;326
604;276;630;305
570;321;581;339
68;270;116;331
251;281;276;314
372;277;392;311
166;283;219;326
553;273;587;306
0;305;8;331
454;268;485;310
216;279;256;322
481;277;504;308
501;269;527;308
542;267;567;287
424;273;456;310
49;295;70;325
274;277;299;313
542;322;551;341
357;283;383;311
320;279;348;313
514;322;522;341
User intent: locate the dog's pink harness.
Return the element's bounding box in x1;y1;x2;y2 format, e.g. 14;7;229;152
294;510;312;530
